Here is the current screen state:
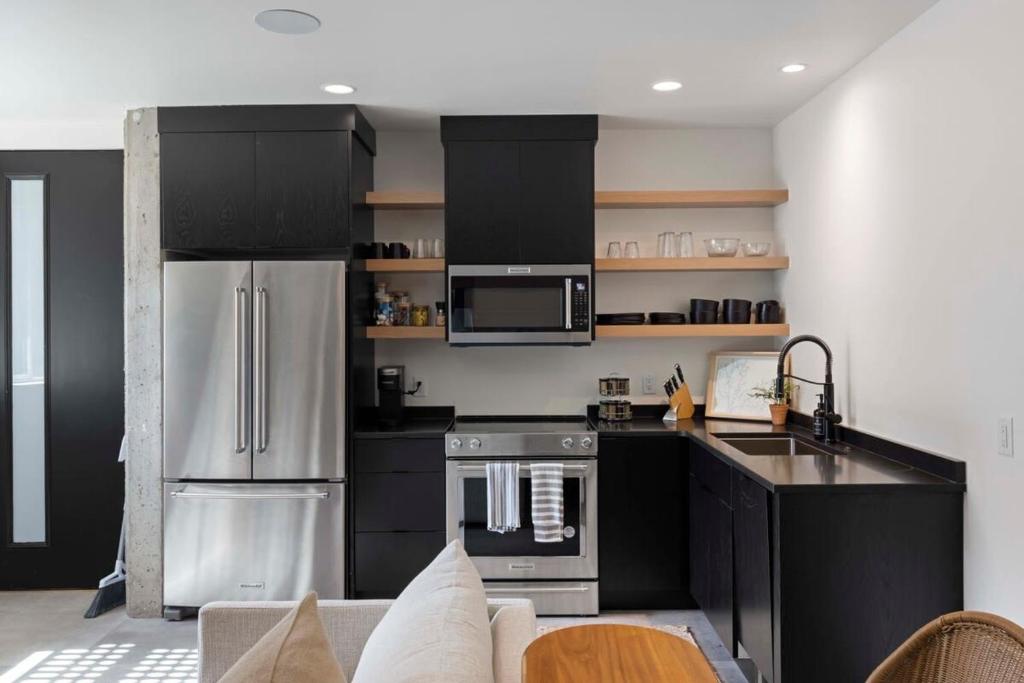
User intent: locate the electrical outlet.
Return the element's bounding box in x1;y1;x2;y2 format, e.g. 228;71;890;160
998;417;1014;457
642;374;656;394
411;376;428;398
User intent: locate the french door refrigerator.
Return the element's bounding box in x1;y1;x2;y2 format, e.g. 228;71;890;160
162;260;345;612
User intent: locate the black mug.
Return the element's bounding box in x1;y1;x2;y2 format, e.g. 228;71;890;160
387;242;410;259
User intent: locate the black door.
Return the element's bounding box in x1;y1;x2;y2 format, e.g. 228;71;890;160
254;131;349;249
160;132;256;250
519;140;595;264
0;150;124;588
444;141;520;264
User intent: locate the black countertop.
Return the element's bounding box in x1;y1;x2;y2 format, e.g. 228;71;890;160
353;407;454;439
592;415;964;493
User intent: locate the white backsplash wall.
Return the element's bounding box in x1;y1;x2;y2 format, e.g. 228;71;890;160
373;128;781;414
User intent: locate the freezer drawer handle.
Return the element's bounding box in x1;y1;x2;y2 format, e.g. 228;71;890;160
234;287;248;454
170;490;330;500
484;586;590;594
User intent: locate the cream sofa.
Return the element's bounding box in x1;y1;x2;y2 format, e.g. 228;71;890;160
197;598;537;683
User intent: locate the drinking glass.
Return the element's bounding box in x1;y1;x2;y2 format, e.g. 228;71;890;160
413;238;429;258
624;241;640;258
431;238;445;258
677;232;694;258
658;232;677;258
607;241;623;258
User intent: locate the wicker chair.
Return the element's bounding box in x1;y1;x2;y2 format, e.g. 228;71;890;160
867;611;1024;683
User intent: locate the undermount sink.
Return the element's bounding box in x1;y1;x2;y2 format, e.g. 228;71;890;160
715;435;834;456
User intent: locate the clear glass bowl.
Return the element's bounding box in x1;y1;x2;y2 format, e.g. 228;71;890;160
741;241;772;257
704;238;740;257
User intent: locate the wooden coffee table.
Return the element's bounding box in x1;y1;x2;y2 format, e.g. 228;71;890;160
522;624;719;682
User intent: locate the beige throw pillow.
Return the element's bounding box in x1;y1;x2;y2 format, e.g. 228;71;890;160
218;592;346;683
352;540;494;683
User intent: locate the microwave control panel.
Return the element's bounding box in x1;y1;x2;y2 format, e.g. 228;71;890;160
570;277;591;331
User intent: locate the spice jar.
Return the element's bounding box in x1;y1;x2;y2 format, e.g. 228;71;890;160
435;301;447;327
392;291;411;326
411;304;430;327
375;294;394;326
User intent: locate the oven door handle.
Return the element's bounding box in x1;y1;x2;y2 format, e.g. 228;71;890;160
485;585;591;594
454;464;589;473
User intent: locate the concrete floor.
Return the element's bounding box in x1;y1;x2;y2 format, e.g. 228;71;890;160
0;591;746;682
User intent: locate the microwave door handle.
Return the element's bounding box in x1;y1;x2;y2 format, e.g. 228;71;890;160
564;278;572;330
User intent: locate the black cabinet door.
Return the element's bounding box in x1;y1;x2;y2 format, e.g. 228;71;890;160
354;472;445;532
689;476;709;608
734;471;773;680
161;132;256;249
353;532;446;598
519;140;594;264
254;132;349;249
598;436;691;609
444;141;521;264
690;460;735;656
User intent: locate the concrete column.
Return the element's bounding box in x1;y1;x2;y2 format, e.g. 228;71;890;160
123;108;163;617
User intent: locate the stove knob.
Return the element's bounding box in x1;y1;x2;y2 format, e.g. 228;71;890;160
469;438;482;450
562;437;575;449
450;438;462;450
580;437;593;449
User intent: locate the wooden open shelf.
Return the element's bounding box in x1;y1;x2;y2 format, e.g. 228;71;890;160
596;257;788;272
596;324;789;339
365;258;445;272
364;189;789;210
364;191;444;209
366;326;445;340
594;189;789;208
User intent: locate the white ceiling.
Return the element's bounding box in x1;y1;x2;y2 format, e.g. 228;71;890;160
1;0;938;139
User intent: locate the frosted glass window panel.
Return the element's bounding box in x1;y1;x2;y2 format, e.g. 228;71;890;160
10;178;47;544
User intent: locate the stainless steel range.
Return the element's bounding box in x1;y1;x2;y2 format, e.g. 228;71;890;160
445;418;598;616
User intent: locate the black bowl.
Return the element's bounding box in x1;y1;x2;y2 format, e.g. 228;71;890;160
722;299;752;324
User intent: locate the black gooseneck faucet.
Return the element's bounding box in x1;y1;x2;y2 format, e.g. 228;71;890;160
775;334;843;443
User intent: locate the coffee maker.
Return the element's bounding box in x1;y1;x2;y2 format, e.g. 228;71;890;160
377;365;406;429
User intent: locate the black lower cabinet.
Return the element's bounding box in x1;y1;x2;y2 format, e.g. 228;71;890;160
353;532;446;598
598;436;693;609
351;437;446;598
689;473;734;655
733;470;772;679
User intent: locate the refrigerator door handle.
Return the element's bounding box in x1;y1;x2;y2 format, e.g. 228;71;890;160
170;490;330;500
254;286;268;454
233;287;248;454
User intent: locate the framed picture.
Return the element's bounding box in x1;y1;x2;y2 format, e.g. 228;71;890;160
705;351;791;421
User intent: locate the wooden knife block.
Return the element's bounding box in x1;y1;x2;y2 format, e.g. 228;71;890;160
669;384;696;420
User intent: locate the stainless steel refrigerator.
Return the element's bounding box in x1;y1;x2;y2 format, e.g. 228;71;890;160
162;260;346;610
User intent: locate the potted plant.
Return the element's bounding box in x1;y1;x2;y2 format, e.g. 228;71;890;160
749;380;795;426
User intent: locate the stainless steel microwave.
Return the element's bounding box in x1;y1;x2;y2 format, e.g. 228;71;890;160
447;264;592;345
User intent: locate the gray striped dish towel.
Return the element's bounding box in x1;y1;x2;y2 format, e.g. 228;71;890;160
531;462;564;543
486;462;520;533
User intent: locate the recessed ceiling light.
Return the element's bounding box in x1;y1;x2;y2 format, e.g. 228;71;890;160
255;9;321;35
780;63;807;73
322;84;356;95
652;81;683;92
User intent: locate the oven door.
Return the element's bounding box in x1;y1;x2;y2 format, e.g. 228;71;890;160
447;264;591;345
446;459;597;580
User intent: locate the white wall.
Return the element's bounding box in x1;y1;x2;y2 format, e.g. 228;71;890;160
373;128;782;414
774;0;1024;621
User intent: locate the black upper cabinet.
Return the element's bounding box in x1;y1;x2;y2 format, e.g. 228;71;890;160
158;105;374;253
444;141;521;264
254;132;349;249
519;141;595;264
161;132;256;250
598;435;693;610
441;116;597;265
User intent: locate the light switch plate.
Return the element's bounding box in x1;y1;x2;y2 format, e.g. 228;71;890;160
642;374;656;394
998;417;1014;457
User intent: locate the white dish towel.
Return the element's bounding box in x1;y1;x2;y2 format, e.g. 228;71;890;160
531;462;564;543
486;462;520;533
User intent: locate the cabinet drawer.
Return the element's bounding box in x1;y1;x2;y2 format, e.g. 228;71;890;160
691;444;732;503
354;472;445;531
354;438;445;473
354;532;447;598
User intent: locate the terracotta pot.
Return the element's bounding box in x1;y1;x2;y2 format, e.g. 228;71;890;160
769;403;789;426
